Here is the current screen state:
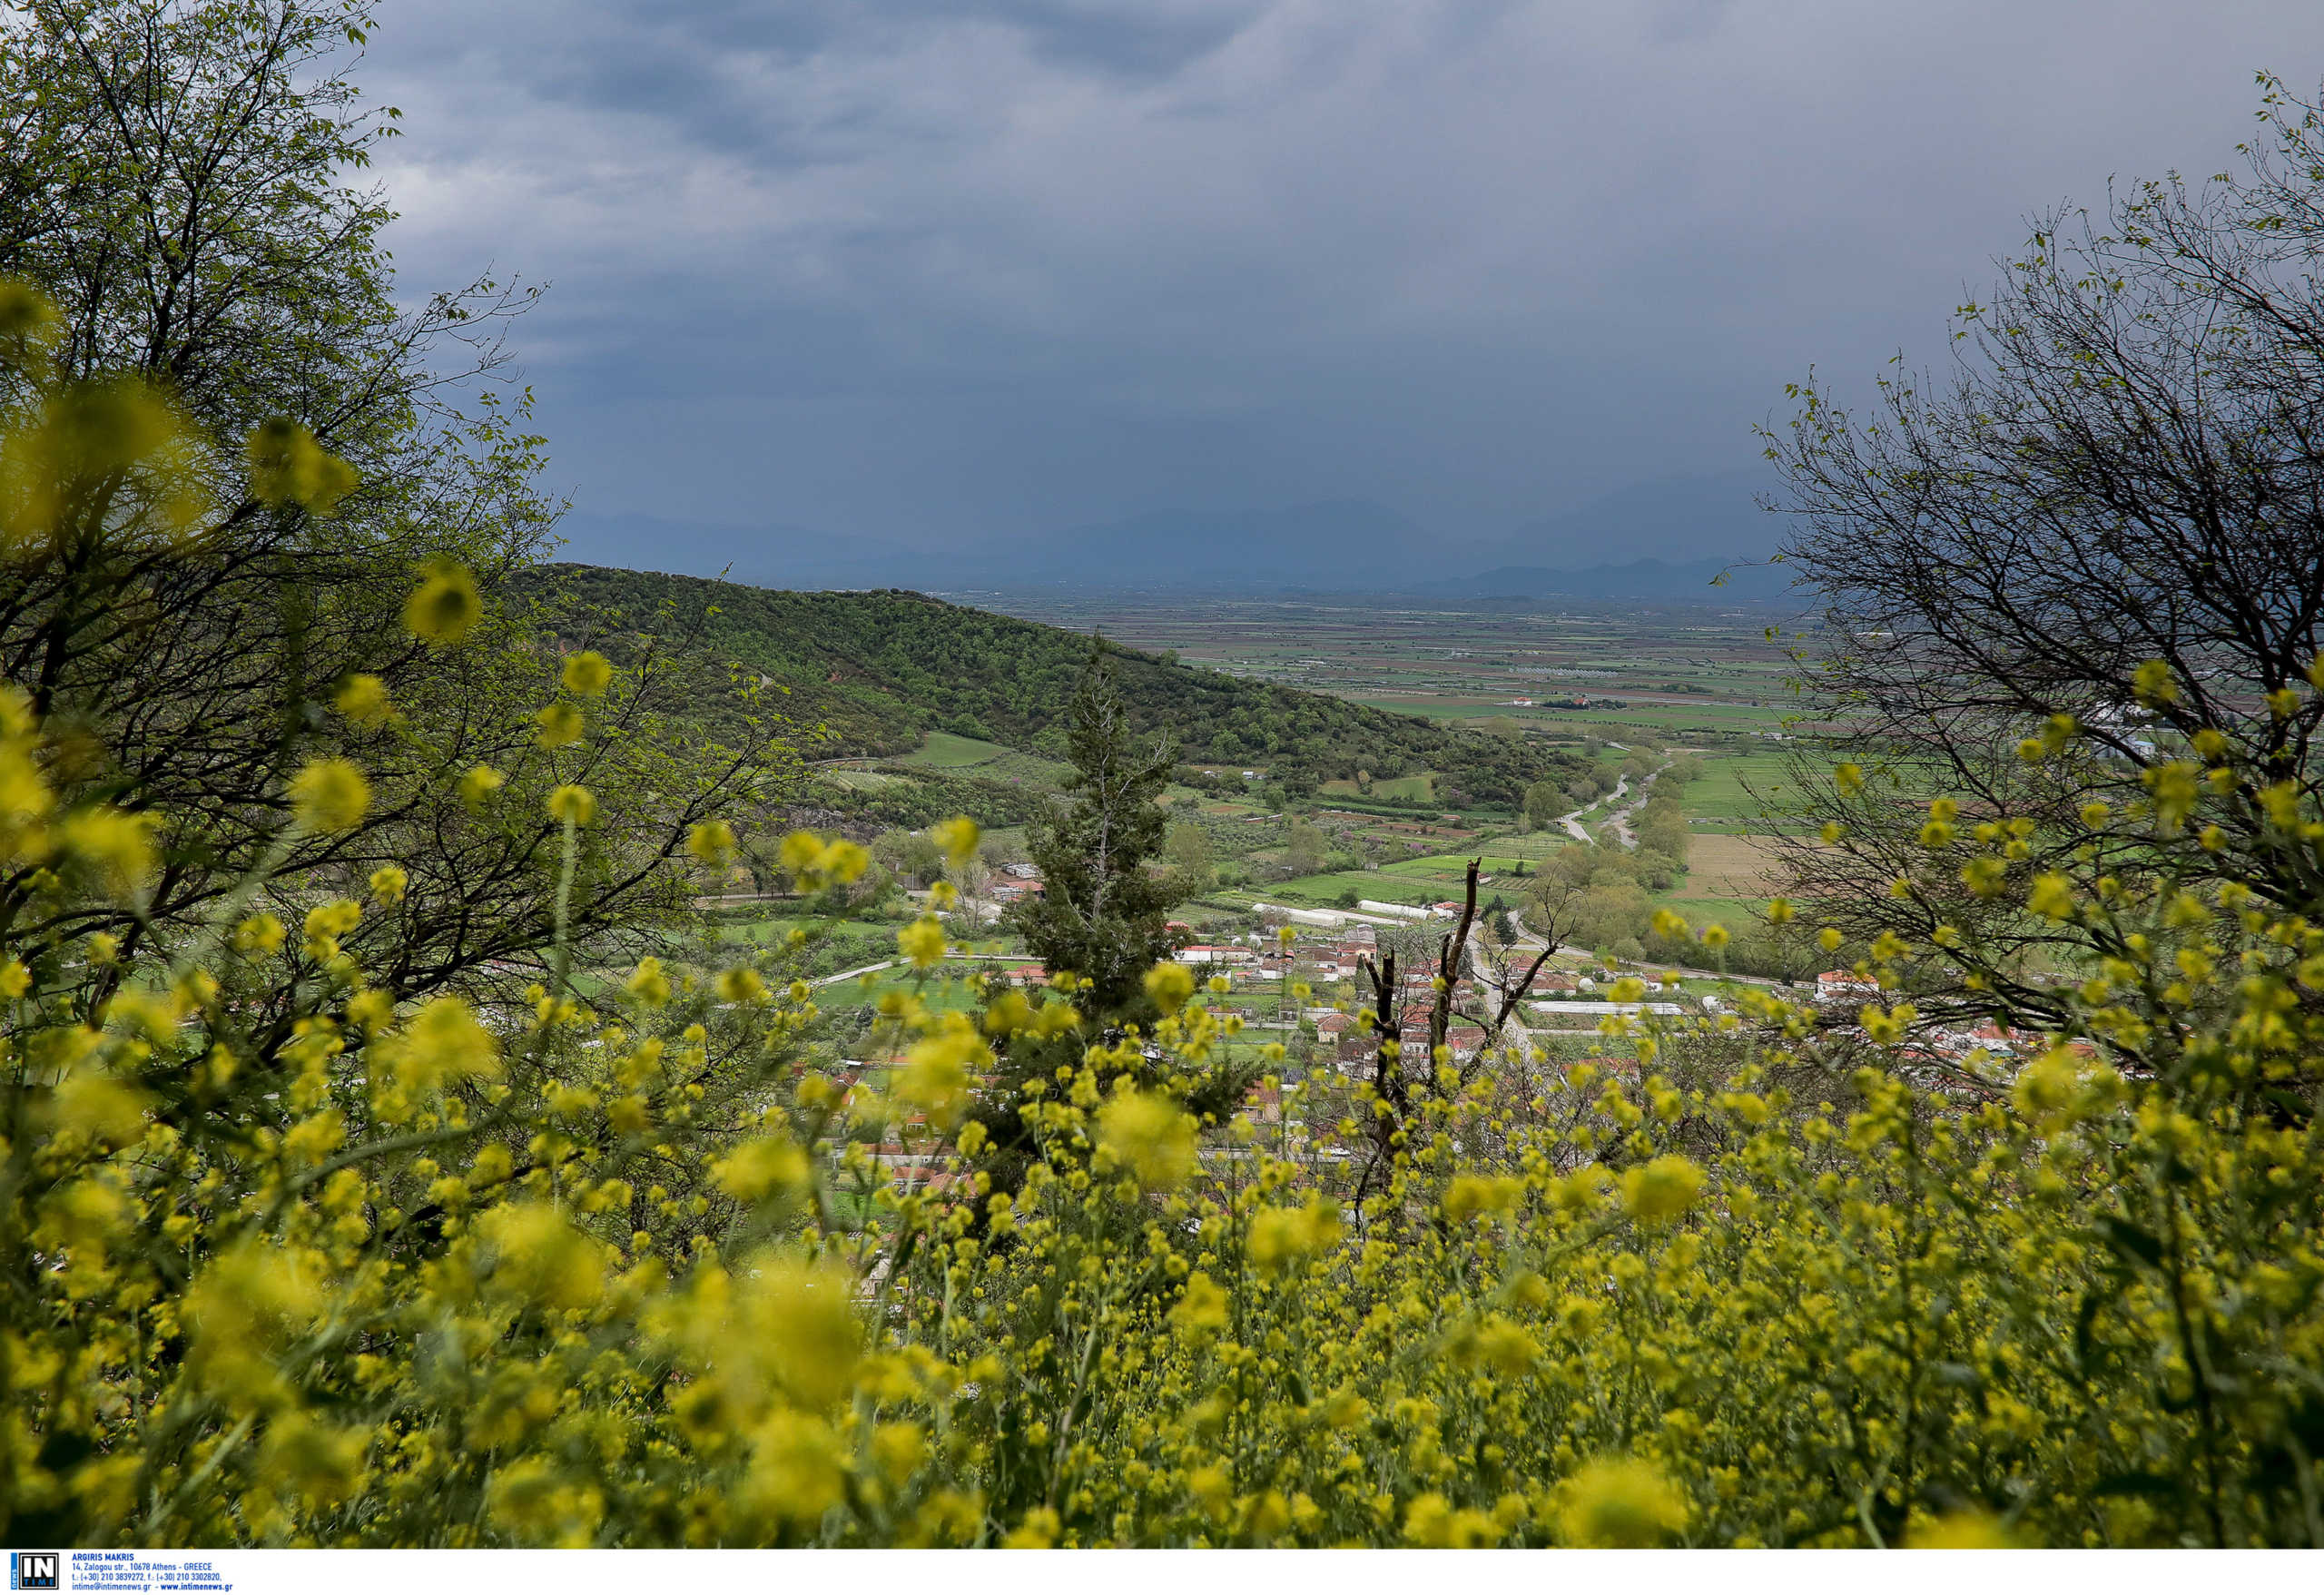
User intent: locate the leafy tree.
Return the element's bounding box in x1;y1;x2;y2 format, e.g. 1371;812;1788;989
1161;818;1215;888
1521;778;1566;832
1284;817;1325;877
873;827;944;886
1006;643;1185;1010
0;1;776;999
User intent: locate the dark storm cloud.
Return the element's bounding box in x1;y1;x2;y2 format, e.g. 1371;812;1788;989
362;0;2324;562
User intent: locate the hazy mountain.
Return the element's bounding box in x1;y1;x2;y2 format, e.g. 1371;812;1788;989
1472;470;1777;568
1003;500;1465;584
550;470;1785;595
1424;556;1803;602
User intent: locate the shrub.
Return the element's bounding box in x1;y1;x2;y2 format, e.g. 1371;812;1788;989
5;282;2323;1551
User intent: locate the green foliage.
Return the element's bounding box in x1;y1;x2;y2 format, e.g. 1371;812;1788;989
1521;779;1567;832
1006;645;1184;1016
520;566;1580;809
9;18;2324;1551
11;333;2324;1548
1162;819;1216;888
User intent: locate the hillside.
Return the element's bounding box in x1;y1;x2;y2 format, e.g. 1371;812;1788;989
515;564;1581;809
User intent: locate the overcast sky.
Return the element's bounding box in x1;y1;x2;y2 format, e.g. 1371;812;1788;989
365;0;2324;555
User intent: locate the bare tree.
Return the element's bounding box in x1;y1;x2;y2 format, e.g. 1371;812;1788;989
1352;861;1561;1196
1762;71;2324;1065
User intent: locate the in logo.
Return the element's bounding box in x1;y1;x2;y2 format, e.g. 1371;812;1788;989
9;1554;58;1591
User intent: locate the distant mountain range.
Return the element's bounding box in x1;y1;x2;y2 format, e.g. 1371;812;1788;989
550;469;1801;600
1419;556;1802;602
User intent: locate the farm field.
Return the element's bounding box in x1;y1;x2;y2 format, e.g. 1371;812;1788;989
1680;749;1799;832
895;730;1014;768
1679;833;1787;903
776;594;1829;957
891;730;1074;787
961;591;1817;757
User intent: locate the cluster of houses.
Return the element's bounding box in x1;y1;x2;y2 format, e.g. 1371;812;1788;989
838;945;2082;1200
983;860;1044;909
1810;968;2077;1073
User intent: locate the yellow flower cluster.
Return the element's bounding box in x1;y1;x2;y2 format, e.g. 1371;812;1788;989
3;366;2322;1551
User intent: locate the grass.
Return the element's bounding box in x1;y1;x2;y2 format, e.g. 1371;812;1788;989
897;730;1017;769
1652;894;1767;930
819;768;912;791
822;966;990;1017
1677;833;1787;901
1682;750;1797;826
1384;853;1554;886
707;912;898;949
887;731;1074;789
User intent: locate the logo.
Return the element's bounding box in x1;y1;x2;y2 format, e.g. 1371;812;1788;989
9;1554;59;1591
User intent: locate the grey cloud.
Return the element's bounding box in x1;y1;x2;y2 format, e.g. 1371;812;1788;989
361;0;2324;561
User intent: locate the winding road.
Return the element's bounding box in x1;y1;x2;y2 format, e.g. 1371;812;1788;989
1551;754;1670;846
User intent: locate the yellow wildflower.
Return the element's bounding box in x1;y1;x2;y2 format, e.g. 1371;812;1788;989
333;673;394;728
535;702;584;748
1620;1156;1706;1224
1144;961;1196;1014
547;784;596;826
404;557;480;645
1098;1090;1196;1190
897;917;947;970
561;650;612;696
687;820;736;866
931;815;980;866
458;764;504;812
289;758;369;833
1559;1457;1689;1547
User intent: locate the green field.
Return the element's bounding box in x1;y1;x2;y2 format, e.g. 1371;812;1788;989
819;767;912;791
1653;894;1766;932
707;913;898;949
1681;749;1797;829
896;730;1011;768
891;730;1074;787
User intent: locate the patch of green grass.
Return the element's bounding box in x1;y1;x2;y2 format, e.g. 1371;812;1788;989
1651;894;1767;930
1682;750;1797;824
820;966;989;1016
819;767;911;791
882;730;1073;789
1380;852;1556;882
980;750;1073;787
1267;870;1447;908
896;731;1017;769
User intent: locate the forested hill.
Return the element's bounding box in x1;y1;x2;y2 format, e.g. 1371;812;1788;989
517;563;1575;807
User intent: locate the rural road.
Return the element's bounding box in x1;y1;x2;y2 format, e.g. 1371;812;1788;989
1554;774;1627;842
1551;754;1671;846
1604;758;1671;848
810;950;1046;988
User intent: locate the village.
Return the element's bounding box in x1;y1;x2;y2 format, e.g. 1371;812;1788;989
827;855;2070;1194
